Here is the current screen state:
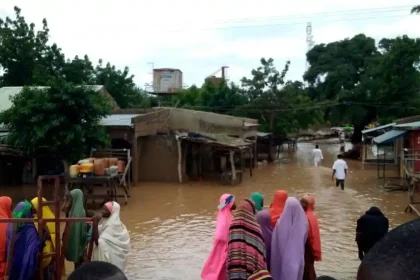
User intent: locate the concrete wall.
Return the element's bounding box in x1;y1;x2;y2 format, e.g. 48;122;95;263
159;107;258;138
137;135;186;182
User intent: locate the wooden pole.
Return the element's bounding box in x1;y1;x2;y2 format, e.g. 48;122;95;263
230;150;236;185
177;139;183;183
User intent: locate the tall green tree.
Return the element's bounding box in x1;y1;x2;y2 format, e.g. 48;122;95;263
0;82;112;165
0;6;62;86
0;6;150;108
304;34;380;142
412;5;420;13
94;60;145;108
241;58;320;135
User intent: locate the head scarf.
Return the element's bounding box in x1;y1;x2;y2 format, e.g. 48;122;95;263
92;201;130;271
302;194;322;261
0;196;11;278
269;190;288;227
250;192;264;212
365;207;384;216
31;197;57;268
271;197;308;280
7;201;40;280
227;199;267;279
65;189;87;262
256;209;273;271
201;194;235;280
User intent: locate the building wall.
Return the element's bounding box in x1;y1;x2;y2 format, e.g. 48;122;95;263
162;107;258;138
137;135;186;182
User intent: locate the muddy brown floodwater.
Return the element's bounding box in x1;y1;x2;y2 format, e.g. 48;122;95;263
0;143;415;279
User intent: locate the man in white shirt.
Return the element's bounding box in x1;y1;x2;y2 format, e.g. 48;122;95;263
313;145;324;167
332;154;348;190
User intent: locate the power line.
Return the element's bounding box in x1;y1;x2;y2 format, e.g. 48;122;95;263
173;5;415;26
150;6;416;33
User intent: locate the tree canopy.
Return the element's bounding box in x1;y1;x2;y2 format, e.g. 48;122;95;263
304;34;420;142
0;82;112;162
0;6;149;109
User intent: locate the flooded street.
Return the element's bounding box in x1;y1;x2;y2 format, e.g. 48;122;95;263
123;143;413;280
1;143;415;279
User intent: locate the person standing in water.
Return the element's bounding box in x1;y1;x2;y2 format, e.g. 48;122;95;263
250;192;264;212
356;207;389;261
312;145;324;167
332;154;348;190
201;194;236;280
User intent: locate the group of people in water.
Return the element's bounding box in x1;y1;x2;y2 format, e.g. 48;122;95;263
201;190;321;280
0;188;131;280
201;190;420;280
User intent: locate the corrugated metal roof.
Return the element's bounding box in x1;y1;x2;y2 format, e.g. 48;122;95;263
362;123;396;134
0;85;106;113
373;129;406;145
100;114;140;126
394;121;420;130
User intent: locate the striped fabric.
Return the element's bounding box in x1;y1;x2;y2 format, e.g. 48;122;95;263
227;199;268;280
248;269;272;280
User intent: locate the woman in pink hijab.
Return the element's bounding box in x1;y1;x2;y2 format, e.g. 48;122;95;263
201;194;236;280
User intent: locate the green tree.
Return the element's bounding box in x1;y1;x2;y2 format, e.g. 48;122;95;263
0;82;112;165
412;5;420;13
304;34;380;142
241;58;320;135
62;55;96;84
198;79;247;114
94;60;146;108
0;6;63;86
172;85;201;107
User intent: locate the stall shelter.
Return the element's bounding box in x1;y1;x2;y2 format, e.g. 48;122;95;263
102;107;259;185
362;115;420;178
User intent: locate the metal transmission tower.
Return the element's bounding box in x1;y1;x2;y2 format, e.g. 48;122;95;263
305;22;315;71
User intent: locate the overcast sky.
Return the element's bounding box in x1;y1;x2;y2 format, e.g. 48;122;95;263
1;0;420;89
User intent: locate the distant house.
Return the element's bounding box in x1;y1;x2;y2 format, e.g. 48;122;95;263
101;107;259;185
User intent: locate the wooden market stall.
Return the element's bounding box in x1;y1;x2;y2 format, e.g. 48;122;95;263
176;132;254;185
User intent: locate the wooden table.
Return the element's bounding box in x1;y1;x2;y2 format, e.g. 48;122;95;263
66;174;129;205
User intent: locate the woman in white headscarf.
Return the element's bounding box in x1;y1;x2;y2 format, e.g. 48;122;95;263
92;201;131;271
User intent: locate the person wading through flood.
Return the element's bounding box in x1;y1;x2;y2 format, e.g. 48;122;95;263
271;197;308;280
31;197;61;278
7;200;48;280
91;201;130;272
269;190;288;227
63;189;89;269
356;207;389;261
0;196;12;279
356;218;420;280
312;145;324;167
332;154;348;190
201;194;236;280
300;194;322;280
250;192;264;212
226;199;270;280
256;207;273;272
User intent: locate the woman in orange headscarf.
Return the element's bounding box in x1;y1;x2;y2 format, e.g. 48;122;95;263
0;196;12;279
300;194;322;280
269;190;288;227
